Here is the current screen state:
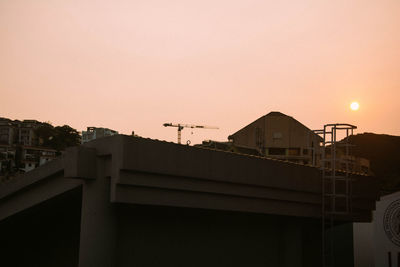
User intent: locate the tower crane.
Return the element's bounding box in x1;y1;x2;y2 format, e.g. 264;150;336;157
163;123;219;144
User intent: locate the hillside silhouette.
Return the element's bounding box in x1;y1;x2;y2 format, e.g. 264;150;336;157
346;133;400;195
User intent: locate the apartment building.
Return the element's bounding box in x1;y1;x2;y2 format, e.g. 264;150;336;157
0;118;57;175
0;118;41;146
0;118;15;145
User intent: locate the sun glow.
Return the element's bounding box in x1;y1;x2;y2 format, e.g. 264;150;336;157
350;102;360;111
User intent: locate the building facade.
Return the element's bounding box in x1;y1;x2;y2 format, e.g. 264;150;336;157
0;119;15;145
0;117;57;176
353;191;400;267
226;111;370;175
0;117;42;146
228;112;323;166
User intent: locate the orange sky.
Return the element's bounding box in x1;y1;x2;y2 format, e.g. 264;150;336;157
1;0;399;144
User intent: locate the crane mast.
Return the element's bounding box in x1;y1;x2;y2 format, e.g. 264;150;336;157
163;123;218;144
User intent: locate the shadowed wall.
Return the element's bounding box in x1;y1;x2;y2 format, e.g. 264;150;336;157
116;204;329;267
0;188;82;267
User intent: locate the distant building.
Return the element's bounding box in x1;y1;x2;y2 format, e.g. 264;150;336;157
0;117;42;146
17;120;41;146
19;146;57;173
0;118;15;145
81;127;118;144
0;144;16;173
223;111;371;175
0;117;57;176
228;112;323;165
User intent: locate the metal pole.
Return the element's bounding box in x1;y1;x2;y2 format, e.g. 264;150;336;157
177;126;182;144
322;125;327;267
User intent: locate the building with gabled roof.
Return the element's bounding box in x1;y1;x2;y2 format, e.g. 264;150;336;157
228;111;323;166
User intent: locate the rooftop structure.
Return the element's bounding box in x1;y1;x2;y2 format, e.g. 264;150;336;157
228;111;323;166
81;127;118;144
0;135;378;266
226;112;370;176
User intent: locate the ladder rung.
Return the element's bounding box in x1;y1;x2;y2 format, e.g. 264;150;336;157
324;193;349;198
324;211;350;215
321;159;355;163
323;179;352;183
324;175;349;178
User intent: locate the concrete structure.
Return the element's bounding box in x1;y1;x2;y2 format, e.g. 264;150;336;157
354;191;400;267
228;112;323;166
81;126;118;143
0;135;378;266
325;153;371;175
196;140;262;156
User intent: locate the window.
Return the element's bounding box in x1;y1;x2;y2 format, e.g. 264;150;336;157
268;148;286;155
273;132;282;139
288;148;300;156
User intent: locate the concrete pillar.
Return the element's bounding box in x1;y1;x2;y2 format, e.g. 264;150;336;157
77;156;117;267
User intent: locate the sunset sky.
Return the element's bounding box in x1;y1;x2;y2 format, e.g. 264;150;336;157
1;0;399;144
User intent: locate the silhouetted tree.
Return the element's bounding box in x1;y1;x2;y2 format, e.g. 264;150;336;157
35;123;54;147
35;123;81;152
52;125;81;151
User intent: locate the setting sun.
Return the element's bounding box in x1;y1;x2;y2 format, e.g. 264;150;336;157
350;102;360;111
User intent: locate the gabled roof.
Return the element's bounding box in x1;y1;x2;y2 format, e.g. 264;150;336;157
230;111;323;141
265;111;286;116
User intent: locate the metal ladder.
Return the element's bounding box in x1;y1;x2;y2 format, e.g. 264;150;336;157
316;123;356;267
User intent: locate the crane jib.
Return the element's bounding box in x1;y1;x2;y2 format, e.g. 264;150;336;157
163;122;219;144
